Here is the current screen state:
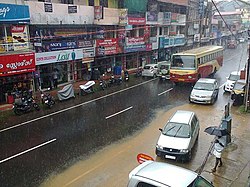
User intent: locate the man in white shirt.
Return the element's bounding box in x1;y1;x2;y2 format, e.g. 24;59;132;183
212;135;226;172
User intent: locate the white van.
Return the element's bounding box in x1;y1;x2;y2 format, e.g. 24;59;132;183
128;161;213;187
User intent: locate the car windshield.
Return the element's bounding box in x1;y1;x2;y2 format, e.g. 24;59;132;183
228;74;240;81
194;82;214;91
144;66;151;70
162;122;190;138
171;55;196;70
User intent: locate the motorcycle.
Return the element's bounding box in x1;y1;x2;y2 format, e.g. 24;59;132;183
41;88;55;108
13;96;40;115
99;79;107;90
135;68;142;77
124;71;129;81
108;75;122;86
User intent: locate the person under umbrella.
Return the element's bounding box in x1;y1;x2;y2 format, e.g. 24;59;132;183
204;126;228;172
211;135;226;172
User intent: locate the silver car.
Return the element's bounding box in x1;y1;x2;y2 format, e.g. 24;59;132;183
155;110;200;162
189;78;219;104
128;161;213;187
142;64;158;78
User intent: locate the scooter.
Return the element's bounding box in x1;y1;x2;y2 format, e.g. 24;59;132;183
124;71;129;81
79;81;95;95
13;96;40;115
99;79;107;90
41;88;55;108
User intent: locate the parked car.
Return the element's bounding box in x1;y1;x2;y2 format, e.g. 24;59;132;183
128;161;213;187
157;61;171;80
155;110;200;162
227;40;237;49
142;64;158;78
238;38;245;43
224;71;240;92
189;78;219;104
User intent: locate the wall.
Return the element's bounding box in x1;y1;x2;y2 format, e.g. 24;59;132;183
26;1;94;25
94;7;119;25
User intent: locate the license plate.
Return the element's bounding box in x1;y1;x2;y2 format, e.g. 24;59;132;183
178;78;185;81
165;155;176;160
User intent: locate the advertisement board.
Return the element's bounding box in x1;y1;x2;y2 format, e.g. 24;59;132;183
0;3;30;23
0;53;35;76
94;6;103;20
119;9;128;25
96;39;119;56
11;25;29;51
128;17;146;25
36;48;84;65
124;37;146;52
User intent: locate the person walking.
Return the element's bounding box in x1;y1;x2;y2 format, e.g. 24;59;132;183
211;135;226;172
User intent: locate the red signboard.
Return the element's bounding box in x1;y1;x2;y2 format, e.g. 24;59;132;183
137;153;154;164
128;17;146;25
0;53;35;76
96;38;119;56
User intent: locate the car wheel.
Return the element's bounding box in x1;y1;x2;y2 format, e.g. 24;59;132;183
211;97;215;104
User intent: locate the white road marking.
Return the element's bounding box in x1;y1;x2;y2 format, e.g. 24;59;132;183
0;138;56;164
105;106;133;120
219;83;225;89
0;79;155;133
158;88;173;96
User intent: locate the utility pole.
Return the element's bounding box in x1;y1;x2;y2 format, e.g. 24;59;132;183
245;30;250;111
198;0;205;46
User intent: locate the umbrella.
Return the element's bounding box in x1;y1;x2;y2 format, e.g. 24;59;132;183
204;126;229;136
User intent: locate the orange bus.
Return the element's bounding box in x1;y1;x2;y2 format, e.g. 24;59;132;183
170;46;224;83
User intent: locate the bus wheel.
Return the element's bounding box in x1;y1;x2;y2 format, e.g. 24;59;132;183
213;68;217;75
198;74;201;79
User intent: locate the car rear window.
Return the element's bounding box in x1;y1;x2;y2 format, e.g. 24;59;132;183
144;66;151;70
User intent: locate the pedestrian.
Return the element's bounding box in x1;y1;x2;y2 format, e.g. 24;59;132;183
211;135;226;172
52;69;59;88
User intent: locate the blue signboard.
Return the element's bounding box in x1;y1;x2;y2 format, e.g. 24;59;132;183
124;44;146;53
174;37;186;46
0;3;30;23
159;36;185;48
44;41;78;51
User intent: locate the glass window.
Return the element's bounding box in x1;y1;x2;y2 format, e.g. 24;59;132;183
171;55;196;70
100;0;108;7
88;0;94;6
137;182;156;187
163;122;190;138
139;28;144;37
191;176;214;187
150;26;157;37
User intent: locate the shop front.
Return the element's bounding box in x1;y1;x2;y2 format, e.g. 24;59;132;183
0;52;35;104
35;48;84;89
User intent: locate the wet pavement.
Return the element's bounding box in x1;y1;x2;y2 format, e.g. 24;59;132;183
0;44;249;187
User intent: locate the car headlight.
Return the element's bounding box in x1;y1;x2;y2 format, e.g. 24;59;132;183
156;144;163;150
180;149;189;153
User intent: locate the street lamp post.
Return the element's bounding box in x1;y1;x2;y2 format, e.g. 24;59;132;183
245;29;250;111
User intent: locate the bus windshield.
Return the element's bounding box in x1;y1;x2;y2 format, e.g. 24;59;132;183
171;55;196;70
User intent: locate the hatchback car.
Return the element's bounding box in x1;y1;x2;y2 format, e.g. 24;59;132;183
189;78;219;104
128;161;213;187
224;71;240;92
155;110;200;162
142;64;158;78
157;61;170;80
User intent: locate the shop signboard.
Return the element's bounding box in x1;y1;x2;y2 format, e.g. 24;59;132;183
96;38;119;56
68;5;77;14
11;25;29;51
159;36;185;48
36;48;84;65
119;9;128;25
0;53;35;76
44;3;53;13
128;17;146;25
163;12;171;25
78;40;93;48
41;41;78;51
124;37;146;52
0;3;30;23
82;47;95;58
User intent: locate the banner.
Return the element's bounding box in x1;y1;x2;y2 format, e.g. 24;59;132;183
94;6;103;20
0;53;35;76
124;37;146;52
128;17;146;25
11;25;29;51
36;48;84;65
0;3;30;23
119;9;128;25
96;38;119;56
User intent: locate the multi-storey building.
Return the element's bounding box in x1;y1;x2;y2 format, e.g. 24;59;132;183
0;0;194;104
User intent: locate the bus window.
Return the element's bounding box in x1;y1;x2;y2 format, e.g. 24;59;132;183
172;55;196;69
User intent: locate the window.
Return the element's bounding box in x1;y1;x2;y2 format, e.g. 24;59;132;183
61;0;73;4
100;0;108;7
137;182;156;187
118;0;124;8
88;0;94;6
150;26;157;37
139;28;144;37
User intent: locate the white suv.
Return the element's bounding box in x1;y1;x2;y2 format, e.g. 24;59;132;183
128;161;213;187
142;64;158;78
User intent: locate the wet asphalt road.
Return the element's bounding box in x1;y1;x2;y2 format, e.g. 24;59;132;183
0;43;248;187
